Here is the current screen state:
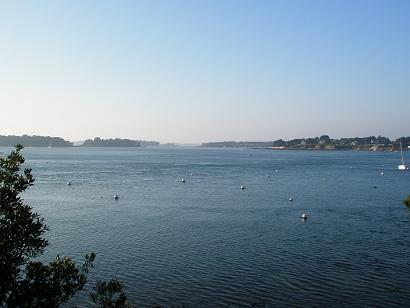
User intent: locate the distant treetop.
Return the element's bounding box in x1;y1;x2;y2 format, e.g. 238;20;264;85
0;135;160;148
0;135;73;147
81;137;141;147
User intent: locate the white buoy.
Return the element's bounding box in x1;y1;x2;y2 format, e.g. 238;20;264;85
301;213;307;219
380;172;384;176
240;185;245;190
67;181;71;186
275;169;279;173
114;194;119;200
181;178;186;183
322;178;326;181
289;197;293;202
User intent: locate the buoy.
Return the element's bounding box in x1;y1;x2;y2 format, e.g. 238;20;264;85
114;194;119;200
67;181;71;186
301;213;307;219
267;175;270;178
289;197;293;202
373;185;377;189
181;178;186;183
380;172;384;176
322;178;326;181
240;185;245;190
275;169;279;173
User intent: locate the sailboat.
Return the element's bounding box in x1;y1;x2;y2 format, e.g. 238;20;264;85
398;141;407;171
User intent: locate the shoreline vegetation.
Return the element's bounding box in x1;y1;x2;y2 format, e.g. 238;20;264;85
202;135;410;151
0;135;159;148
0;135;409;151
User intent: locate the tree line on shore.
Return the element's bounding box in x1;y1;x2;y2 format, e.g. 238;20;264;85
203;135;410;149
0;135;159;147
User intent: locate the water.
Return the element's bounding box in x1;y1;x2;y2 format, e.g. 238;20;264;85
4;146;410;306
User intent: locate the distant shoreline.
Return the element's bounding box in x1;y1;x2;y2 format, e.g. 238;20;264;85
1;134;409;151
200;146;405;152
0;135;159;148
202;135;410;152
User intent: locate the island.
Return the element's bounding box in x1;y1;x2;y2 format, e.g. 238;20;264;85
80;137;141;147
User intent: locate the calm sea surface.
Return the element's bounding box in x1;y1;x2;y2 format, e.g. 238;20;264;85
4;146;410;307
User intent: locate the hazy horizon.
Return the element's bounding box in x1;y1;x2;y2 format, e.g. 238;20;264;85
1;0;409;144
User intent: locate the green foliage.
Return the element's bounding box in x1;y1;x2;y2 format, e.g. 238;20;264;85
0;145;95;307
82;137;141;147
6;253;96;307
0;135;73;147
90;279;130;308
403;196;410;207
0;144;47;303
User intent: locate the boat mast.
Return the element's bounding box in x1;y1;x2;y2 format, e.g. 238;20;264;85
400;141;404;165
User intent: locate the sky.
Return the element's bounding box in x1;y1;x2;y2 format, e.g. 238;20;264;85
0;0;409;143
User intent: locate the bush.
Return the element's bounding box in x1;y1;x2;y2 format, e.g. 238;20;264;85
403;196;410;207
1;145;130;307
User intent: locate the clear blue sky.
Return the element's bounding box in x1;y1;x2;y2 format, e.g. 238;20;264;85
1;0;409;143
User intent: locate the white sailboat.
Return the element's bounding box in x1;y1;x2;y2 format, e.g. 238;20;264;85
398;141;407;171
